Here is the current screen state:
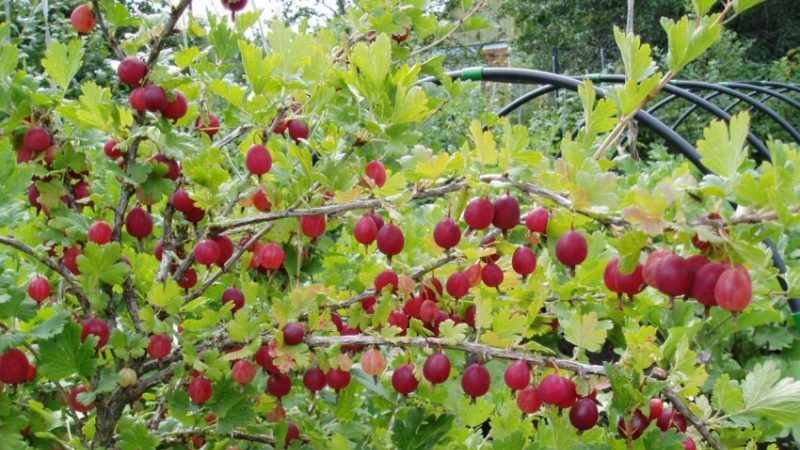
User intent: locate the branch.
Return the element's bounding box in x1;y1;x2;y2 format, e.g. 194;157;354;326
0;236;91;314
161;429;276;445
112;137;145;242
662;387;725;450
406;0;487;59
91;0;124;60
145;0;192;69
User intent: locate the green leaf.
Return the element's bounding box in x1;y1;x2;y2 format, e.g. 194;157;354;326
740;360;800;424
458;396;494;427
733;0;766;14
0;43;19;78
239;40;275;95
100;0;138;28
42;39;84;90
712;374;744;414
77;242;131;286
118;418;159;450
469;120;498;166
480;308;526;347
661;15;723;72
350;34;392;96
693;0;717;16
175;47;201;69
147;279;184;316
391;85;432;125
56;82;127;133
437;320;469;345
578;80;617;145
605;363;645;414
0;289;37;322
209;378;256;434
563;312;613;353
697;112;750;178
613;230;648;274
391;409;453;450
29;311;70;340
606;76;661;116
37;321;97;380
613;27;657;82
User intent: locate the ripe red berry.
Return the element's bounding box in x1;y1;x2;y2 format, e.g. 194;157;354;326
147;334;172;359
504;361;531;391
368;211;385;230
24;127;51;152
365;160;387;187
511;246;537;276
690;262;725;307
525;208;549;234
361;349;387;377
288;120;309;142
130;87;146;111
555;231;588;268
715;266;752;312
516;385;541;414
232;360;257;385
104;139;123;159
388;310;409;332
420;277;443;301
461;363;491;399
354;215;378;245
604;258;622;293
0;348;30;384
656;407;679;431
446;272;470;299
570;398;599;430
222;287;245;312
177;267;198;289
649;398;664;421
464;198;494;230
88;221;113;245
326;368;351;392
643;249;671;286
213;235;234;267
283;323;305;345
419;299;438;324
616;263;646;296
300;215;326;238
433;218;461;250
142;84;167;112
423;353;451;384
188;376;213;403
70;4;96;33
374;270;399;294
392;364;419;396
251;188;272;212
73;180;91;202
184;206;206;224
63;246;82;275
27;276;51;302
392;28;410;42
125;207;153;238
117;57;147;86
655;254;692;297
195;113;221;137
255;344;280;374
683;436;697;450
69;386;95;413
246;144;272;175
153;154;181;181
618;409;649;439
259;243;285;270
303;367;326;392
481;263;504;288
464;305;476;328
538;374;569;405
376;223;404;257
492;195;520;231
221;0;248;11
556;378;578;408
194;239;221;266
162;90;188;120
81;317;110;349
285;422;300;446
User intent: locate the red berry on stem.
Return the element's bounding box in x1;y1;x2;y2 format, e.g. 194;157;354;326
255;344;280;374
392;28;410;42
222;287;245;312
365;160;387;187
374;270;399;293
433;218;461;250
221;0;248;11
683;436;697;450
421;277;443;301
147;334;172;360
464;305;476;328
130;87;146;111
715;266;753;312
303;367;326;392
117;57;147;86
643;249;671;286
213;235;234;267
504;360;531;391
126;207;153;238
177;267;197;289
185;206;205;224
481;262;504;288
104;139;123;159
188;376;213;403
81;317;110;349
142;84;167;112
361;348;387;377
69;386;95;413
525;208;549;234
251;188;272;212
511;246;537;276
538;374;569;405
649;398;664;421
690;262;726;307
267;373;292;398
419;299;438;324
461;363;491;399
70;4;96;33
24;127;51;152
88;221;113;245
604;258;622;293
655;254;692;297
392;364;419;395
423;353;451;384
446;272;470;299
232;360;257;385
162;90;188;120
260;243;285;270
368;211;385;230
517;385;541;414
246;144;272;175
354;215;378;245
194;239;221;266
617;409;649;440
288;120;309;142
28;276;51;302
555;231;588;268
326;368;351;392
153;154;181;181
300;215;326;238
377;224;404;257
570;398;599;430
283;323;305;345
616;263;646;296
195;113;221;137
388;310;409;332
492;195;520;231
0;348;30;384
286;422;300;445
64;246;82;275
464;198;494;230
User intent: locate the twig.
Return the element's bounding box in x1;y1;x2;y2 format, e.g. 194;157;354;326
145;0;192;69
0;236;91;315
662;387;725;450
160;429;276;445
406;0;487;59
91;0;124;60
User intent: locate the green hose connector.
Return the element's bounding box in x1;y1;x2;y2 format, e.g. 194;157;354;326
461;67;484;81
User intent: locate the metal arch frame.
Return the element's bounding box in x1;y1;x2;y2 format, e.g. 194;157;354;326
740;80;800;96
671;88;786;131
722;82;800;112
419;66;800;329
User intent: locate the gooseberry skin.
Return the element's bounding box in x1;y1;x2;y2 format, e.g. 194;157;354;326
446;272;470;299
391;364;419;396
70;4;96;34
27;276;51;302
354;215;378;245
195;113;221;137
689;262;726;307
516;385;541;414
616;263;646;296
283;323;305;345
88;221;113;245
222;287;245;312
221;0;249;12
231;360;257;385
492;195;521;231
555;231;588;267
326;368;352;392
463;198;494;230
125;207;153;238
81;317;110;349
655;254;692;297
117;57;147;86
194;239;221;266
188;376;213;404
267;373;292;398
365;160;387;187
376;224;404;257
433;218;461;250
0;348;31;384
481;262;504;288
511;246;537;276
538;374;569;405
301;215;326;238
604;258;622;293
246;145;272;175
147;334;172;360
303;367;326;392
714;266;753;312
422;353;451;384
361;348;387;377
503;361;531;391
525;208;549;234
69;386;96;413
461;363;491;398
569;398;599;431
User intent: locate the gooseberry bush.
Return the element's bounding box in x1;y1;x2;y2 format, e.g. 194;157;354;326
1;1;799;449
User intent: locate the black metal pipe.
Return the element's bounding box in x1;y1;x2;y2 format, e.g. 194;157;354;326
740;80;800;96
722;82;800;113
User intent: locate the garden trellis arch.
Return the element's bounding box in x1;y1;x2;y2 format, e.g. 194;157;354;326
420;67;800;330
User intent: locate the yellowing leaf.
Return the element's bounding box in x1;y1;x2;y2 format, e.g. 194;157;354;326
469;120;497;167
563;312;612;353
